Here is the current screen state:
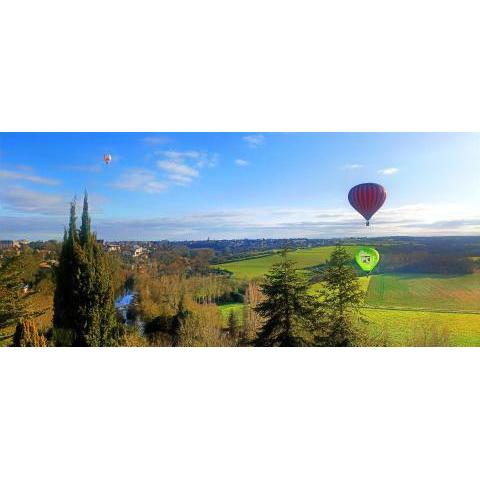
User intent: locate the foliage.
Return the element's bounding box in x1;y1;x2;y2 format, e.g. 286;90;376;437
0;253;43;344
242;282;264;344
13;319;47;347
53;193;121;346
318;245;366;347
254;251;316;347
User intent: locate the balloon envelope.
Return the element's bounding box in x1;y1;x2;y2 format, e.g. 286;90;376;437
104;153;112;165
348;183;386;226
355;247;380;273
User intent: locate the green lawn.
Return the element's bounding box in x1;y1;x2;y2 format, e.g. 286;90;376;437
366;273;480;312
219;302;244;318
216;246;359;280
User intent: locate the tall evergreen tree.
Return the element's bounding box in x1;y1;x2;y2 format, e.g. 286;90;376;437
319;245;365;346
53;201;80;345
254;251;315;346
53;193;121;346
79;191;91;244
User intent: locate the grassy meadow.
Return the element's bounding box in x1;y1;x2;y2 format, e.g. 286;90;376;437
216;245;480;346
216;246;358;279
366;273;480;312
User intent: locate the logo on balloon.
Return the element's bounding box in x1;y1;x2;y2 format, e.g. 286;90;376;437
355;247;380;273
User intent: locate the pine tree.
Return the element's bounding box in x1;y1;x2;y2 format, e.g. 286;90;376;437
254;250;315;346
319;245;365;346
53;193;121;346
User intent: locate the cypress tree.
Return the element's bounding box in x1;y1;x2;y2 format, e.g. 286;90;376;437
319;245;365;346
254;250;315;347
53;193;121;346
53;201;80;345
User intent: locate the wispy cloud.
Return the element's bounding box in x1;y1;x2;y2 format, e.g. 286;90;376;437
0;187;106;216
112;169;167;194
2;202;480;240
157;160;199;185
0;168;60;185
113;149;217;193
378;167;399;175
157;160;199;177
235;159;250;167
243;134;265;148
64;163;102;173
341;163;363;170
0;187;67;214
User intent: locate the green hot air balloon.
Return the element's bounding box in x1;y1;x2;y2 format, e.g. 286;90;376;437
355;247;380;273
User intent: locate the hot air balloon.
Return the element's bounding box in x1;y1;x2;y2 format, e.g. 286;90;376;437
348;183;386;226
103;153;112;165
355;247;380;273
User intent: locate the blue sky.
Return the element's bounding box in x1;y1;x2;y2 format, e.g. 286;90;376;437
1;132;479;240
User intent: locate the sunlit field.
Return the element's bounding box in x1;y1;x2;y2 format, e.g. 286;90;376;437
367;273;480;312
216;246;358;279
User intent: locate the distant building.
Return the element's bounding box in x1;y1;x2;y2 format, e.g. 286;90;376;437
0;240;20;250
106;243;121;252
133;247;146;257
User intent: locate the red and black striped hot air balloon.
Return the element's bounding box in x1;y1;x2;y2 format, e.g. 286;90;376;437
348;183;387;226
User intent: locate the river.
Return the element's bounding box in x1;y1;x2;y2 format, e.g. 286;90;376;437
115;291;144;333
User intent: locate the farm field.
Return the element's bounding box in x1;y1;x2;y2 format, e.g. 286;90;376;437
217;302;480;346
363;308;480;346
366;273;480;312
216;246;358;279
215;245;480;345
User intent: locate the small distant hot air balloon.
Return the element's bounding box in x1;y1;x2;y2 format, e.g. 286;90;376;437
348;183;386;226
103;153;112;165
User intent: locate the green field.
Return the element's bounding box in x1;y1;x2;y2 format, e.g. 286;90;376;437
215;246;480;346
219;302;244;318
218;302;480;346
216;246;358;279
366;273;480;312
363;308;480;346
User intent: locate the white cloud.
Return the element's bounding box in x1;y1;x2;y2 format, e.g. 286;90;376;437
167;174;194;185
112;169;167;194
0;168;60;185
378;167;400;175
3;202;480;240
157;160;199;178
0;186;67;214
243;134;265;147
341;163;363;170
234;159;250;167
